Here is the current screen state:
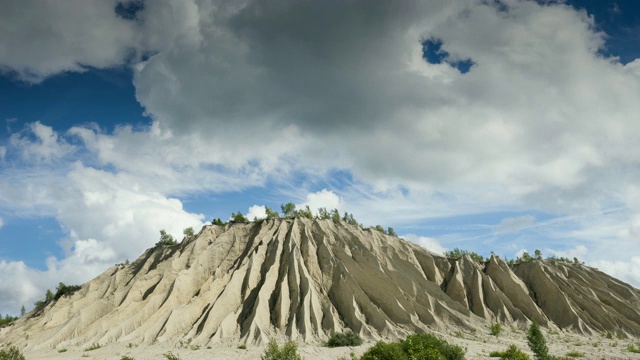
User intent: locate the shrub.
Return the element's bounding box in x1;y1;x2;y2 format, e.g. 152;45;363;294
403;333;465;360
628;342;640;353
526;320;550;360
490;323;502;337
326;331;363;347
489;344;531;360
0;346;25;360
359;341;407;360
261;339;302;360
231;211;249;223
0;314;19;327
238;344;247;350
58;348;68;353
359;333;465;360
121;356;135;360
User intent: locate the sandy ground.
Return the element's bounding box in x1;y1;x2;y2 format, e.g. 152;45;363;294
17;328;640;360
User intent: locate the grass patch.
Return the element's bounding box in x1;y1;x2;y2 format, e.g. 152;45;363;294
163;352;180;360
565;350;585;357
57;348;68;353
237;344;247;350
121;356;135;360
491;323;502;337
84;343;101;351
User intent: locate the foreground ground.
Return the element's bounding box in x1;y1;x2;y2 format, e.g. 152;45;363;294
16;327;640;360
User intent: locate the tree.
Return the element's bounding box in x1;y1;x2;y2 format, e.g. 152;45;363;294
374;225;386;234
231;211;248;223
445;248;484;263
295;205;313;219
281;202;296;218
212;218;224;226
330;208;341;223
20;306;25;317
534;249;543;260
317;207;330;220
156;230;176;246
265;206;279;219
45;289;54;301
527;320;550;360
183;227;194;237
387;227;397;237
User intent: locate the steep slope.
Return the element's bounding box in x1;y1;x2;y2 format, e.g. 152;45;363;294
1;219;639;351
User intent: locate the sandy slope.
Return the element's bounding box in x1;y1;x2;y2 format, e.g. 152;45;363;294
1;218;639;356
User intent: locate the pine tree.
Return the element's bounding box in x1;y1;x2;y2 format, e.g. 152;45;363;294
527;320;550;360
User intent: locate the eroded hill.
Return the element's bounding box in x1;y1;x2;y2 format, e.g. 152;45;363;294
1;218;639;351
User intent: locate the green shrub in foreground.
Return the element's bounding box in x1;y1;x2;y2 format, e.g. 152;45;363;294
489;344;531;360
526;320;550;360
327;330;363;347
0;346;25;360
359;332;465;360
261;339;302;360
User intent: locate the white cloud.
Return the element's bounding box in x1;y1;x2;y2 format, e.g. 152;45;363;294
0;217;3;229
246;205;266;220
495;215;536;233
401;234;447;255
592;257;640;289
0;0;139;83
298;189;342;214
0;146;6;161
10;122;75;162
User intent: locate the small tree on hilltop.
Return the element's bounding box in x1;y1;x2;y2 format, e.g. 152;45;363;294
534;249;543;260
231;211;248;223
183;227;194;237
387;227;397;237
330;208;341;223
281;202;296;218
156;230;176;246
265;206;279;219
527;320;550;360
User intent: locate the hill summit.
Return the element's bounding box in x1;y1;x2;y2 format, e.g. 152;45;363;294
1;218;639;351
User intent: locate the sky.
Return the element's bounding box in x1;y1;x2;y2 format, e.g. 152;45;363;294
1;0;640;315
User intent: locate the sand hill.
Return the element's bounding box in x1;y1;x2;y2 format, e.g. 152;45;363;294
1;218;639;352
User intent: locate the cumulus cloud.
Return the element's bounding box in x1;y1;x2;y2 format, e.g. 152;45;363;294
245;205;267;220
10;122;75;162
298;189;342;214
0;0;139;83
593;257;640;288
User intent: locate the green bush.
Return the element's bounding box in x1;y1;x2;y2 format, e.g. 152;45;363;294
490;323;502;337
156;230;176;246
489;344;531;360
121;356;135;360
526;320;550;360
0;346;25;360
261;339;302;360
359;341;407;360
54;282;82;300
359;333;465;360
326;331;363;347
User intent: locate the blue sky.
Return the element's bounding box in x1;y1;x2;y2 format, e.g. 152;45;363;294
1;0;640;315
